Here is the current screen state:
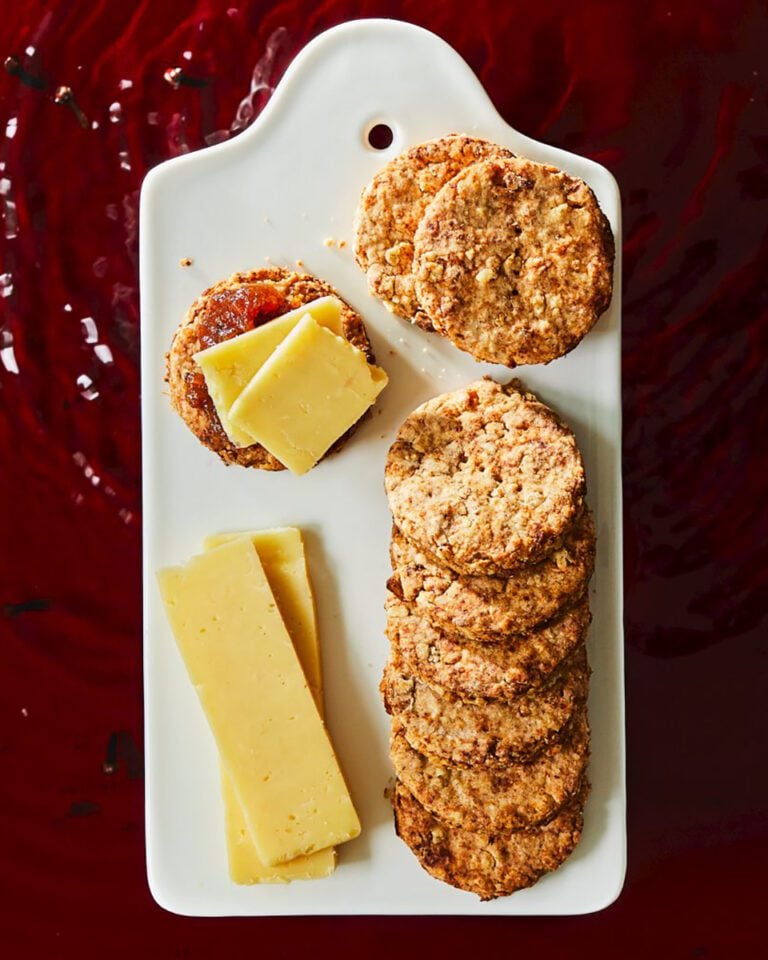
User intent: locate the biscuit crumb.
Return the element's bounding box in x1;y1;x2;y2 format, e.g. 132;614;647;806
338;239;347;249
323;237;335;248
296;259;304;268
179;257;193;267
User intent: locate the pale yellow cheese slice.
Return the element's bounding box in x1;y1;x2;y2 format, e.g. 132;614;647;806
205;527;333;884
228;314;389;475
156;537;361;866
220;774;336;883
203;528;322;706
193;296;343;447
210;529;330;882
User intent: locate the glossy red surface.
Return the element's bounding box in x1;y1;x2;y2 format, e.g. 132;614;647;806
1;1;766;955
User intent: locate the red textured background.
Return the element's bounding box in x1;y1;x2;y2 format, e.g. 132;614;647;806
1;1;766;956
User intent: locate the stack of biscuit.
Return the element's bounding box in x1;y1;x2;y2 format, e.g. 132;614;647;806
355;134;614;367
381;378;596;899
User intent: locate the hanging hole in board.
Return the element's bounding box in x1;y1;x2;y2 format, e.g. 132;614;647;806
367;123;394;150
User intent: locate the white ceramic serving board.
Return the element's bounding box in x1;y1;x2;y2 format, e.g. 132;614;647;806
140;18;625;916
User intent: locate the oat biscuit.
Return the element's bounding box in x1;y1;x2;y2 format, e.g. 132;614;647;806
393;779;588;900
386;591;590;700
413;156;614;366
391;709;589;834
381;646;590;767
384;379;585;575
390;508;595;640
166;267;375;468
354;135;513;329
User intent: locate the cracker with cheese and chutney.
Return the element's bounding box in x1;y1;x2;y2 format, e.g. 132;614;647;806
166;267;387;473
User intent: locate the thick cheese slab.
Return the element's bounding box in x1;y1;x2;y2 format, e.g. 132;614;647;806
193;297;343;447
156;537;361;866
228;314;389;475
203;528;322;706
206;528;333;883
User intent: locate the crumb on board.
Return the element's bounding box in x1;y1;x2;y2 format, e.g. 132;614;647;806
179;257;193;267
323;237;347;250
296;259;304;267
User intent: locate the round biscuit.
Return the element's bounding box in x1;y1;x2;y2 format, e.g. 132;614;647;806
393;779;588;900
413;155;614;365
381;646;590;767
166;267;375;468
390;508;595;639
390;709;589;833
384;379;586;575
385;591;590;700
354;135;513;329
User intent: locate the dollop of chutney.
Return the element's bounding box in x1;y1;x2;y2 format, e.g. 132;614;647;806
197;282;287;349
185;282;288;415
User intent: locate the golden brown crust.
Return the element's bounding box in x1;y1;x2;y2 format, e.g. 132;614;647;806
381;647;590;767
385;591;590;700
393;779;588;900
384;379;586;575
413;156;614;366
390;709;589;833
165;267;375;469
354;135;513;329
390;508;595;640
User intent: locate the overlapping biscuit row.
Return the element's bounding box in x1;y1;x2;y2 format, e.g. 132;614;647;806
355;134;614;366
381;379;595;899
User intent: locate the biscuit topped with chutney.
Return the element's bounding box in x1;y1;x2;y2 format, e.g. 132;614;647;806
166;267;376;469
